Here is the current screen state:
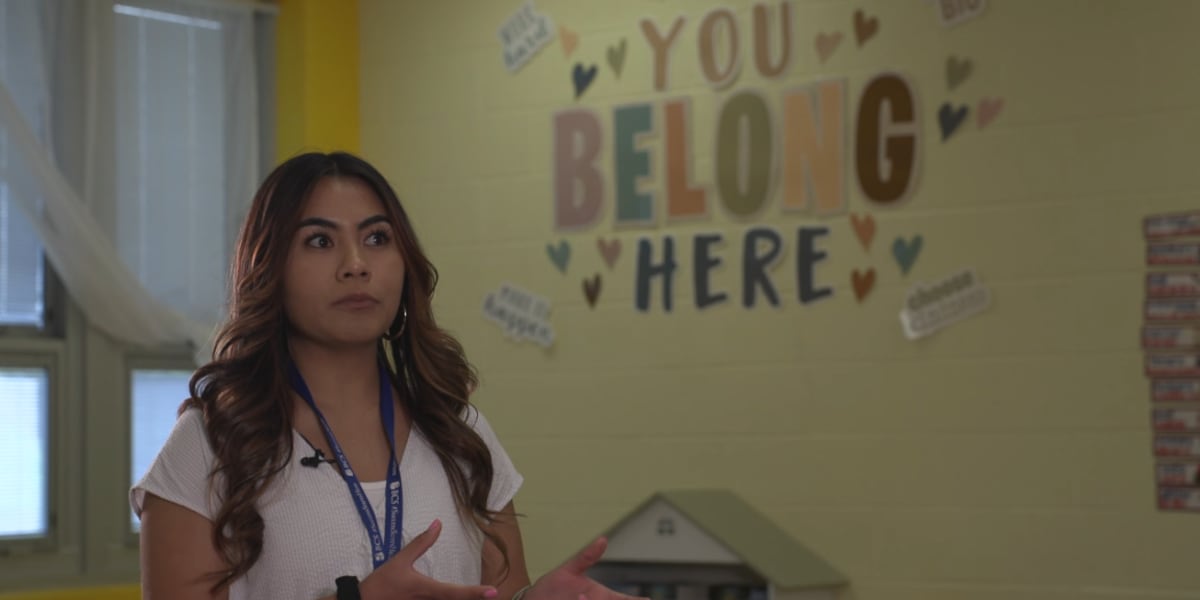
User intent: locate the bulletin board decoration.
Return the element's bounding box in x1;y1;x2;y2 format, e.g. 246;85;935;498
853;9;879;46
498;0;556;73
572;63;599;99
481;282;555;348
946;55;972;90
932;0;988;28
1142;325;1200;350
937;102;969;141
598;237;622;270
977;97;1004;129
814;32;842;64
546;239;571;274
1144;298;1200;321
607;38;627;78
1156;462;1200;486
851;268;875;302
583;273;602;308
850;213;875;252
898;267;990;340
1146;272;1200;297
892;235;923;275
1145;353;1200;378
1153;407;1200;432
559;25;579;57
1154;434;1200;459
1151;379;1200;402
1144;210;1200;239
1148;242;1200;266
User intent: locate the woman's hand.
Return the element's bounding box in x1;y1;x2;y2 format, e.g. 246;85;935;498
360;520;499;600
525;538;648;600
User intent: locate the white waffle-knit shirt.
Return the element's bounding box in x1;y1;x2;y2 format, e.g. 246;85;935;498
131;405;523;600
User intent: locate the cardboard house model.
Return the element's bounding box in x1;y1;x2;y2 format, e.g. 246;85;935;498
586;490;848;600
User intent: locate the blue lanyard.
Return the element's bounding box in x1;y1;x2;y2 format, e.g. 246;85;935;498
289;360;403;569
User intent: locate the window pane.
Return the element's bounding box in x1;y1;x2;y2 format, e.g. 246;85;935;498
114;5;229;326
130;369;191;530
0;367;48;537
0;0;47;328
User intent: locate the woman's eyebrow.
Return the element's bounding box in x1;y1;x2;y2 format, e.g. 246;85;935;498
297;215;389;230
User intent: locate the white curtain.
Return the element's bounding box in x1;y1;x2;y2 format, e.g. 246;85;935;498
0;0;265;364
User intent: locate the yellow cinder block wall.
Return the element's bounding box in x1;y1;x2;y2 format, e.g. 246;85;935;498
360;1;1200;599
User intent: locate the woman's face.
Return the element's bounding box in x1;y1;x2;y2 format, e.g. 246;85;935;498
282;176;406;348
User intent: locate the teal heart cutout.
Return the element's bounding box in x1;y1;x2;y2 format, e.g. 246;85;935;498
546;240;571;274
892;235;923;275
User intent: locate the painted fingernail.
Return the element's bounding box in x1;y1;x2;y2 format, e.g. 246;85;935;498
484;589;498;598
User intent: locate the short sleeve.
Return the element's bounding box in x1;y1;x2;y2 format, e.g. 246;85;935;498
464;406;524;512
130;407;220;522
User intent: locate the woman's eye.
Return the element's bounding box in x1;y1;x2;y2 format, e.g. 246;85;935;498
305;234;332;248
367;230;391;246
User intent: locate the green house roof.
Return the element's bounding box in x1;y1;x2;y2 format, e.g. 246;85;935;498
600;489;848;589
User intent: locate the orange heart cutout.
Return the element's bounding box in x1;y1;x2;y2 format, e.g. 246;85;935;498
850;213;876;252
560;25;579;57
851;268;876;302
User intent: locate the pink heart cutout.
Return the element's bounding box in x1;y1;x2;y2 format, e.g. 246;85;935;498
815;32;843;64
597;237;621;269
978;97;1004;129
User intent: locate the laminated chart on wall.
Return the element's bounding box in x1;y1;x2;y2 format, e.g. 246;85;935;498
1143;210;1200;512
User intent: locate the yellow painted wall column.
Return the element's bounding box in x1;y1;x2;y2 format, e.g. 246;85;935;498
275;0;361;161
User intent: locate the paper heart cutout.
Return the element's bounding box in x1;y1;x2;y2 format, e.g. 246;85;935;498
892;235;923;275
606;38;627;78
978;97;1004;129
815;31;843;64
850;213;876;252
559;25;579;57
853;9;879;46
582;273;602;308
546;240;570;274
597;237;621;269
938;102;969;141
946;55;972;90
852;268;876;302
572;63;598;99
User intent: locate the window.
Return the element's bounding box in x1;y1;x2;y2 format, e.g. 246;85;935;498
114;3;231;327
0;367;48;538
129;368;192;531
0;0;50;329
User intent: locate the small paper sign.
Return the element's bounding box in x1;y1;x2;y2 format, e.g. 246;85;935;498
1146;354;1200;377
1154;434;1200;458
1143;325;1200;349
1146;272;1200;298
481;282;555;348
1147;242;1200;266
931;0;987;28
1145;298;1200;321
1153;408;1200;432
1158;486;1200;511
1156;462;1200;486
899;268;991;340
498;0;556;73
1151;379;1200;402
1145;211;1200;239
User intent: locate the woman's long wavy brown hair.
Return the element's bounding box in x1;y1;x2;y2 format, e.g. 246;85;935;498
182;152;506;592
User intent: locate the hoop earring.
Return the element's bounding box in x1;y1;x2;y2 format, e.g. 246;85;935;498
386;306;407;340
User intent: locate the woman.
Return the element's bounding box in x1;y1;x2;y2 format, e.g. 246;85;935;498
132;152;635;600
